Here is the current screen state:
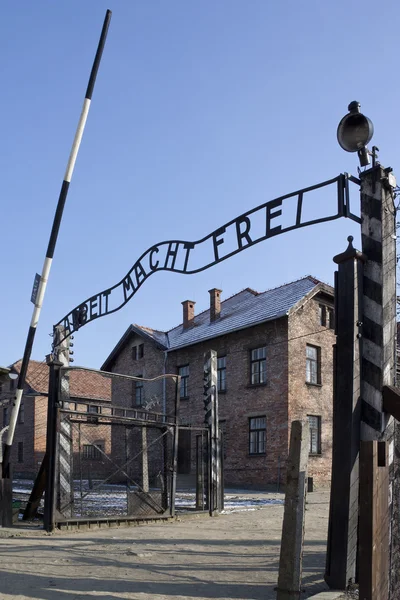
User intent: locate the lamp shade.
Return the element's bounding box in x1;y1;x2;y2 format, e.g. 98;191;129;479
337;101;374;153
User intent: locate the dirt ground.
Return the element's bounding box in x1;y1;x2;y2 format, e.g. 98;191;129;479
0;490;332;600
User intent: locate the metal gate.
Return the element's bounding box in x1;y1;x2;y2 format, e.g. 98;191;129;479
44;365;180;529
175;425;224;514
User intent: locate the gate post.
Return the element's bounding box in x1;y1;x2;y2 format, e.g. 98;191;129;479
203;350;220;515
43;325;72;530
325;236;365;589
358;165;396;598
43;356;62;532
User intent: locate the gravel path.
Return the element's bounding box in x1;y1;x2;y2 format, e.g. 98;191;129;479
0;490;331;600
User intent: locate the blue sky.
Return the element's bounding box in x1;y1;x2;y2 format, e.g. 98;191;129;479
1;0;398;369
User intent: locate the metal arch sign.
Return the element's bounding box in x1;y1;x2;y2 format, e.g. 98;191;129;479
54;173;360;343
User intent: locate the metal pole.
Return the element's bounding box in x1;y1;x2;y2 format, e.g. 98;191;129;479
2;9;112;478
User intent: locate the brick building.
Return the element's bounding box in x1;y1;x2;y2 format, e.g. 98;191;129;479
0;360;111;478
102;276;335;488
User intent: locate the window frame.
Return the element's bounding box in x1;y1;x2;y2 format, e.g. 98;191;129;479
138;343;144;359
3;407;8;427
327;307;334;330
248;416;266;455
82;444;103;461
250;346;267;386
178;365;189;399
217;356;227;392
307;414;322;455
134;376;144;407
306;344;321;385
319;303;334;330
87;404;100;424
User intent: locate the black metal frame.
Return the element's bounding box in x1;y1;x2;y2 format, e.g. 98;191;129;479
53;173;360;345
43;366;181;531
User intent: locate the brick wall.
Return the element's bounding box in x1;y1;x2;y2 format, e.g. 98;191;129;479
0;375;37;478
105;291;335;489
166;317;289;488
108;333;167;483
288;294;335;486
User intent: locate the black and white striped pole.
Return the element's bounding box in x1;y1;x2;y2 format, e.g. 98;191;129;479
1;9;112;478
334;102;397;597
203;349;220;515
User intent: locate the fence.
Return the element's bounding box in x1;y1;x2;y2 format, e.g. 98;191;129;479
44;365;180;529
1;360;222;527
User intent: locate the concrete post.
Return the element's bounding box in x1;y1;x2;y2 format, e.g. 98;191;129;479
276;420;309;600
141;427;149;493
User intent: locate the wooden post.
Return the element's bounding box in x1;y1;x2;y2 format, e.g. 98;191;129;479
204;350;220;515
276;420;309;600
359;166;396;598
358;441;390;600
43;358;62;532
325;236;365;589
54;326;73;519
0;473;12;527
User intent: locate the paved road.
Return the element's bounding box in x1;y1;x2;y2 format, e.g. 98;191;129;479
0;490;331;600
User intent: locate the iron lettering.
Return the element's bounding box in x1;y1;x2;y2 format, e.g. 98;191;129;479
55;174;355;343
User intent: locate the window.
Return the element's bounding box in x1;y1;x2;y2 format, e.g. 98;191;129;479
19;401;24;424
179;365;189;399
138;343;144;359
132;346;137;360
306;345;321;385
217;357;226;392
134;377;144;406
250;347;267;385
327;307;334;330
3;407;8;427
319;304;334;330
82;444;103;460
10;378;15;390
0;382;3;395
87;405;100;424
308;415;321;454
17;442;23;463
249;417;266;455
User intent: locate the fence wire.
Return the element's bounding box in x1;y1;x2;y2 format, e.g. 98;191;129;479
53;367;179;522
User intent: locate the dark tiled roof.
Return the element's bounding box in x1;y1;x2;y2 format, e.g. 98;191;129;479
133;276;329;351
12;360;111;400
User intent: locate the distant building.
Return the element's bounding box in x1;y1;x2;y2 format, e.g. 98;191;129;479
0;360;111;478
101;276;335;488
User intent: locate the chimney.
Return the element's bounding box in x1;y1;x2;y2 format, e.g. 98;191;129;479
182;300;196;329
209;288;222;322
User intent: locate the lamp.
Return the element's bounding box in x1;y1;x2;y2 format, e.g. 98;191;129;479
337;101;374;167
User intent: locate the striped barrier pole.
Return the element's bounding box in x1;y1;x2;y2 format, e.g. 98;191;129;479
2;9;112;478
